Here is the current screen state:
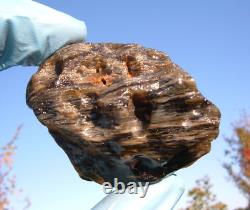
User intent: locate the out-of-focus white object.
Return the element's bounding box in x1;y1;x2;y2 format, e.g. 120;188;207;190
92;175;185;210
0;0;87;70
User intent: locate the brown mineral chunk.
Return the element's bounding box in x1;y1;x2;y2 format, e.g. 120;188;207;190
26;43;221;186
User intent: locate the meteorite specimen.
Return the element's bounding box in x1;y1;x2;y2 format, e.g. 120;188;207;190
26;43;220;186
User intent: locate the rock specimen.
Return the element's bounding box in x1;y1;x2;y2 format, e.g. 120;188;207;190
26;43;221;186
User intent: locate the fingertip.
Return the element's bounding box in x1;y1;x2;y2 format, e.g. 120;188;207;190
82;20;87;41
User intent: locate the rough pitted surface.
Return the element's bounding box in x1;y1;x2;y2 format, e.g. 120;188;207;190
26;43;221;186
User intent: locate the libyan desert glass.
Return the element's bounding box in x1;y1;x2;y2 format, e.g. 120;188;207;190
26;43;220;186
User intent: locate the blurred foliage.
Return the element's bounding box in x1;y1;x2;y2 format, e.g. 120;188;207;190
224;114;250;209
0;126;30;210
179;176;227;210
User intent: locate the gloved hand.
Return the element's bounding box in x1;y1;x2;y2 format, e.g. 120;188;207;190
0;0;87;70
92;175;185;210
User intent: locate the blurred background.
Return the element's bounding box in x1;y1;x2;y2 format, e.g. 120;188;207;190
0;0;249;209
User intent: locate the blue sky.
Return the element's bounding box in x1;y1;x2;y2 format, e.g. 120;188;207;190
0;0;250;209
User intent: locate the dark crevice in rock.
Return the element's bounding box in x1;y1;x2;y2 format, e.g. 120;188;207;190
101;78;107;85
132;92;153;127
55;60;64;76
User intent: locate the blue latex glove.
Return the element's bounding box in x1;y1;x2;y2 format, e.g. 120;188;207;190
92;175;185;210
0;0;87;70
